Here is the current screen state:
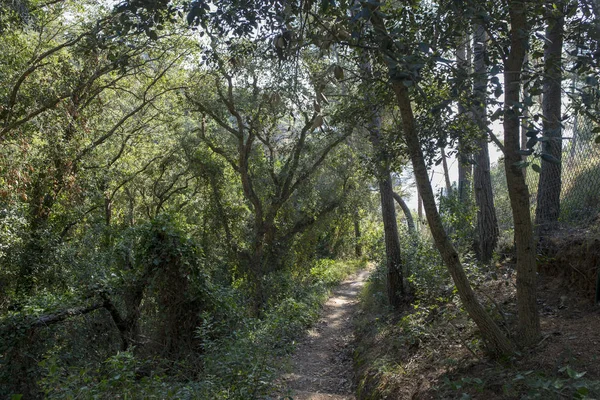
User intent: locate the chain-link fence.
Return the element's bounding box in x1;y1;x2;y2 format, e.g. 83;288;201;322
525;114;600;230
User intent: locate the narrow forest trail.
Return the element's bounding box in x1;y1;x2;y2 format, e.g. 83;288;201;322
275;269;371;400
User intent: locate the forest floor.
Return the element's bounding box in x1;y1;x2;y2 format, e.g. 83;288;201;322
353;260;600;399
272;268;371;400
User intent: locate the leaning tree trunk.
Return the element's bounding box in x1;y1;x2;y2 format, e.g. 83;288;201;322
392;191;416;233
472;24;499;263
536;2;564;235
504;0;541;346
369;2;513;355
392;81;514;356
440;146;453;196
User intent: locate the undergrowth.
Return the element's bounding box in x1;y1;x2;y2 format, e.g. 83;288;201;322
33;258;366;399
352;232;600;399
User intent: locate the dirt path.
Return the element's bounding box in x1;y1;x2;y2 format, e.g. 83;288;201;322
276;269;371;400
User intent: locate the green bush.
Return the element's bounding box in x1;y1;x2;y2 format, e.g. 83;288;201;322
438;185;477;253
310;258;365;287
400;231;450;302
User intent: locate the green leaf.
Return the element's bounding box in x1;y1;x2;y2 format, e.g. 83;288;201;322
526;130;538;138
526;137;537;149
566;366;586;379
311;115;324;130
513;160;529;169
577;386;590;396
333;65;344;81
147;30;158;40
532;164;541;173
490;108;503;121
553;379;564;389
433;56;453;65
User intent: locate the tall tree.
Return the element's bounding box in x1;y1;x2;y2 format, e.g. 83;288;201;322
472;24;499;263
367;4;515;356
503;0;541;345
457;33;473;202
187;52;352;308
369;119;409;308
536;1;565;234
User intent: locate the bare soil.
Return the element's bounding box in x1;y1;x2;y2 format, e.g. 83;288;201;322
274;269;371;400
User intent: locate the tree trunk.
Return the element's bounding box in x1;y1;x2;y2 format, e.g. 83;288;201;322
360;49;408;307
392;191;416;233
100;291;138;351
457;33;473;202
30;302;105;328
369;123;408;308
354;214;363;257
440;146;453;196
472;24;499;263
521;53;530;180
392;81;514;356
504;0;541;346
417;188;423;226
378;171;407;308
536;3;564;235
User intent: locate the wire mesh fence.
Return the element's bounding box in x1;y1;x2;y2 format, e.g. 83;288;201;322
524;114;600;231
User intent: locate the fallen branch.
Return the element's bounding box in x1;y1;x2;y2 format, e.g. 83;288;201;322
31;302;104;328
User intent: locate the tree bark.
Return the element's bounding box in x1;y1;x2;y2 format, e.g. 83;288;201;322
379;171;407;308
417;188;423;226
504;0;541;346
472;24;499;263
392;81;514;356
359;48;408;307
457;33;473;202
392;191;416;233
521;53;530;180
369;121;408;308
440;146;453;196
535;2;564;234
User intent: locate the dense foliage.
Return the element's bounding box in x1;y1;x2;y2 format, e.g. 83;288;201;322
1;0;598;398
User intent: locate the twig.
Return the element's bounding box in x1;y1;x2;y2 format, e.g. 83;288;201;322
487;128;505;153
